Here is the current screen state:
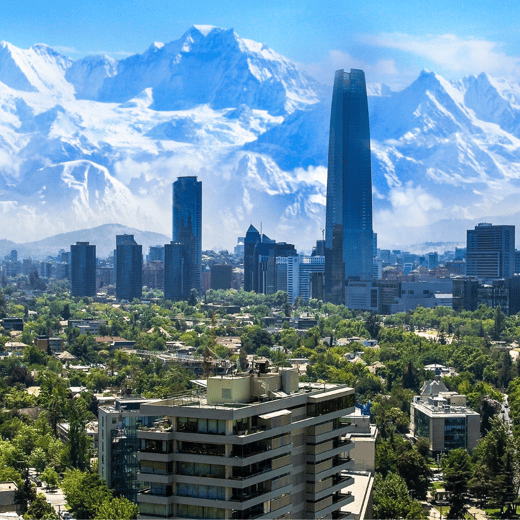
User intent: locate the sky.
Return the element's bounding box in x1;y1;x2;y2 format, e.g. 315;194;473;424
3;0;520;89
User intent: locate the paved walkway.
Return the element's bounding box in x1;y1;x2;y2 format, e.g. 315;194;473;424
36;485;67;515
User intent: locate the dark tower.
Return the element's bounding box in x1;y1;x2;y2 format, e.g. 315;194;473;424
70;242;96;297
173;177;202;293
115;235;142;301
164;241;188;301
325;69;374;303
244;225;261;292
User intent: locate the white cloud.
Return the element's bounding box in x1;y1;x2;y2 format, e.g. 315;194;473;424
0;150;22;180
376;182;443;229
366;33;520;80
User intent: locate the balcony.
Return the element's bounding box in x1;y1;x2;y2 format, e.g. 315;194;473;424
137;488;175;506
334;491;352;504
230;488;269;503
333;456;352;467
306;496;333;513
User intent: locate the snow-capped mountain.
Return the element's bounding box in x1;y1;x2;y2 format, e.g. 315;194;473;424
2;26;520;251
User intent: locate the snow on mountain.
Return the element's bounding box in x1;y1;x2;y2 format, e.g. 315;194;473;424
0;42;73;96
77;26;324;115
3;28;520;250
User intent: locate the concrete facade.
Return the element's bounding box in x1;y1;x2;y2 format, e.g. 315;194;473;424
136;371;358;519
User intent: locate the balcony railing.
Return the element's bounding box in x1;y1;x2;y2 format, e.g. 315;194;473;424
333;491;352;503
333;456;351;466
138;488;173;497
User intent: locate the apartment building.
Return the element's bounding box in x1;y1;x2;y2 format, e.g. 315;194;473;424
136;367;357;519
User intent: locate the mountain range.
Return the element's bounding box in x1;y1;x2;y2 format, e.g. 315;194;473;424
0;224;170;259
1;25;520;251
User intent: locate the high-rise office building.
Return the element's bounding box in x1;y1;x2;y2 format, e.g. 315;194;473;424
116;235;142;301
164;241;189;302
325;69;374;303
244;225;261;292
70;242;96;297
466;223;515;280
173;176;202;294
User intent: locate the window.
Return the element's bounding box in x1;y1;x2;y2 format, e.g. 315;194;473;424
222;388;231;399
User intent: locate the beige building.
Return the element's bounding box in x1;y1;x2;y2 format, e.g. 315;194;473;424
411;378;480;455
0;482;19;514
136;368;358;519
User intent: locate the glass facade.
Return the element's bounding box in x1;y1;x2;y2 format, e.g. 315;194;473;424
164;241;188;301
70;242;96;297
325;69;374;303
414;408;430;440
115;235;142;301
444;417;467;451
172;176;202;293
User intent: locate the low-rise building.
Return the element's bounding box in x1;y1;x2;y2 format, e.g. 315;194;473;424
1;318;23;332
0;482;19;514
410;378;480;455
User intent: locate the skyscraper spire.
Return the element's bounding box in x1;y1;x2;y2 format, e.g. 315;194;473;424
325;69;374;303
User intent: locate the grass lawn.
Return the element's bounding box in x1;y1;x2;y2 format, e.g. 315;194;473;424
432;482;445;490
436;505;449;516
483;507;501;518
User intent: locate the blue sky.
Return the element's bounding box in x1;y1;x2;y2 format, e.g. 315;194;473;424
2;0;520;88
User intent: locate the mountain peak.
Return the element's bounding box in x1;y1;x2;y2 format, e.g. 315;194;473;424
192;25;219;36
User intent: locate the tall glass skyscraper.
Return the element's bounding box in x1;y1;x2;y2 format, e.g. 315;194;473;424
172;176;202;293
70;242;96;297
325;69;374;303
115;234;142;301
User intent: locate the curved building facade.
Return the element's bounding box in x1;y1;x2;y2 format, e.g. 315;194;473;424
325;69;374;303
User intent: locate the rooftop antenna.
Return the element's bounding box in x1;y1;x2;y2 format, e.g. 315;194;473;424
321;228;325;240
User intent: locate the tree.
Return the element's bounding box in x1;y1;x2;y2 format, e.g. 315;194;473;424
442;448;472;519
62;470;112;520
188;289;197;306
15;471;36;514
373;472;426;519
94;497;138;520
64;403;91;471
40;467;59;489
472;417;519;514
415;437;430;458
493;306;506;340
365;313;381;339
24;493;57;520
396;448;431;499
401;360;421;391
